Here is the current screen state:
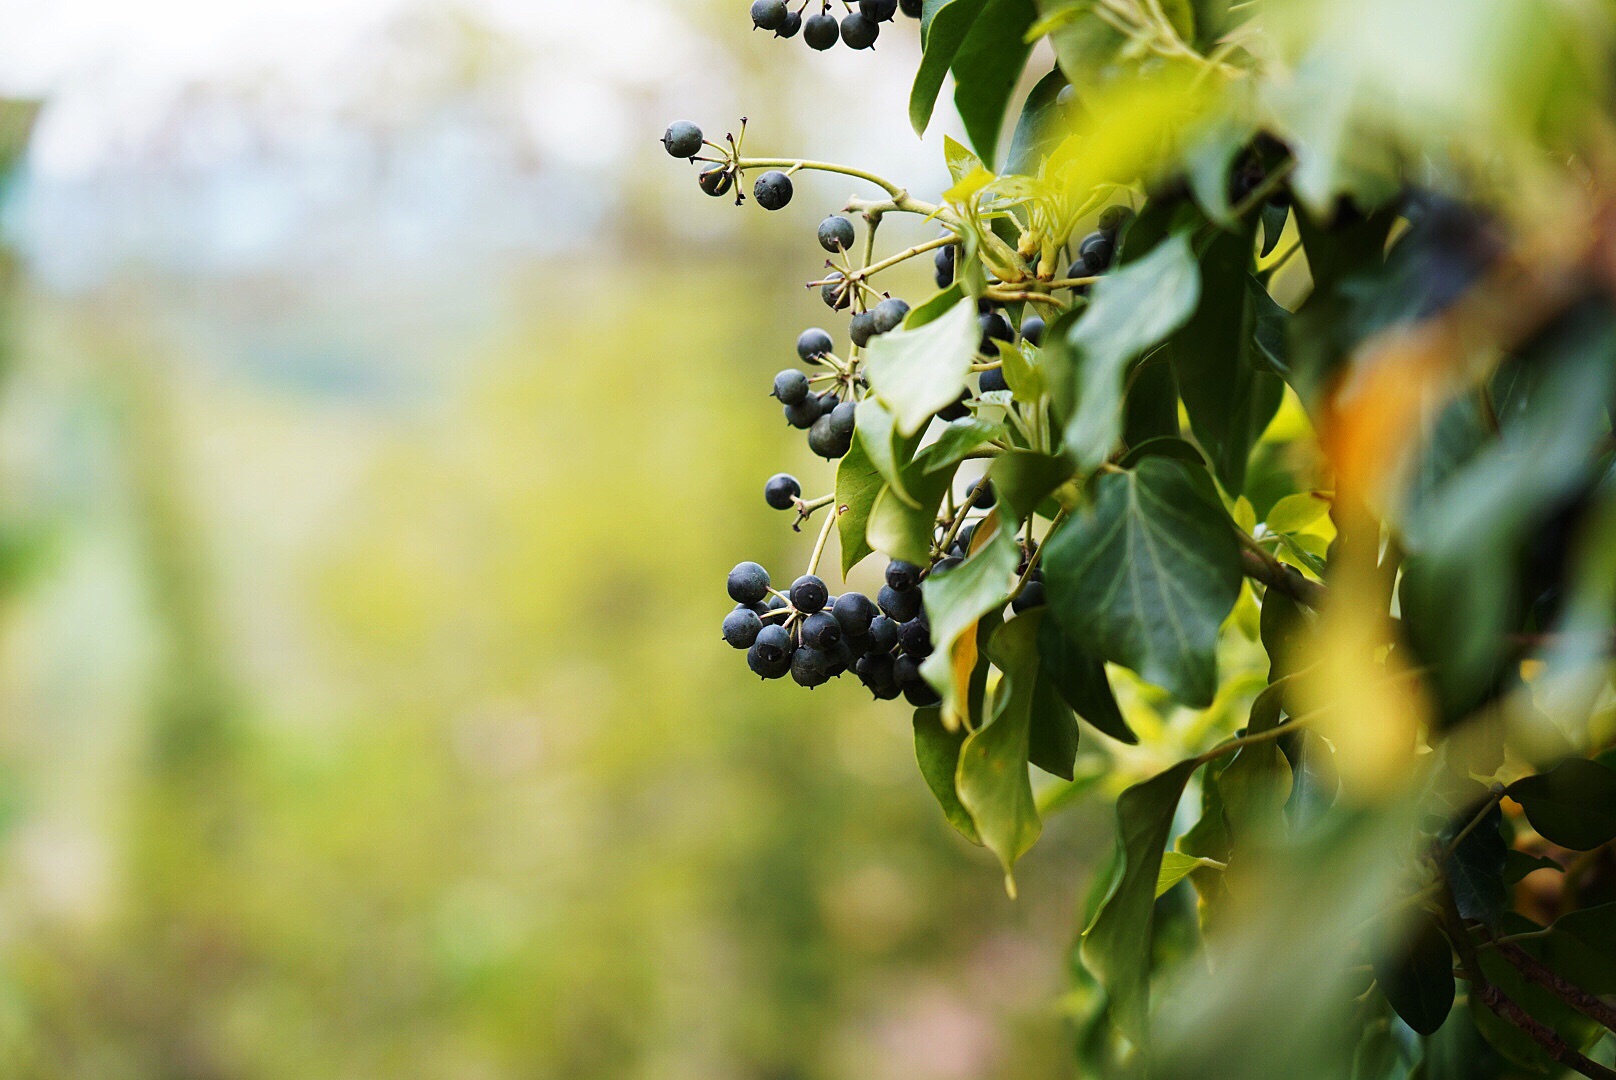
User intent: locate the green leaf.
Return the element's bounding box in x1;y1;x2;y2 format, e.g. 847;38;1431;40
1248;274;1291;378
1470;915;1597;1070
1502;850;1561;884
1508;758;1616;851
1371;911;1455;1037
1259;589;1311;683
1036;614;1135;744
866;296;980;436
835;427;887;575
987;450;1072;524
1265;491;1332;534
1185;112;1255;226
1082;759;1200;1044
920;518;1021;715
1118;435;1204;469
950;0;1038;164
906;282;967;328
957;613;1046;892
867;468;952;565
1442;797;1506;927
1219;681;1293;840
1039;0;1128;90
1156;851;1223;898
1060;232;1202;471
1259;201;1289;258
912;0;989;137
1542;902;1616;994
914;706;982;844
1043;457;1241;706
942;135;983;184
1003;66;1068;176
1029;667;1080;780
1164;223;1285;494
854;398;926;508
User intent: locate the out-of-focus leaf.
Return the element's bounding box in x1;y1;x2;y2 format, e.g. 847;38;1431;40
1441;798;1506;927
867;296;980;436
1370;910;1454;1037
1471;914;1597;1070
1043;457;1241;706
914;706;983;844
1265;491;1333;534
1259;201;1289;258
1082;759;1200;1044
1003;66;1068;176
1156;851;1223;897
912;0;990;136
1259;589;1311;683
1118;436;1204;469
943;135;984;184
1219;681;1293;840
1507;758;1616;851
950;0;1039;164
1037;614;1135;743
1502;850;1561;884
1060;232;1202;471
921;517;1021;720
1542;902;1616;994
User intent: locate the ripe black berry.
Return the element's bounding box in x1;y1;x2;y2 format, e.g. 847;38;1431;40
802;610;842;649
791;574;829;613
1020;315;1045;346
818;215;856;253
903;679;941;707
765;473;801;510
932;555;962;575
773;368;810;405
825;639;855;676
816;390;840;413
754;170;793;211
849;311;878;348
1011;580;1046;613
979;312;1013;354
872;297;909;334
797;327;834;362
821;271;850;310
937;391;970;421
1098;204;1133;238
728;561;771;604
934;246;955;288
808;413;852;459
878;582;922;622
855;652;898;696
828;400;856;439
662;121;703;158
751;0;788;30
899;0;922;15
886;560;922;592
784;396;822;429
859;0;898;19
978;366;1008;394
699;164;733;198
966;479;996;509
776;8;802;36
724;606;763;648
748;640;793;679
803;12;839;49
754;622;792;662
867;614;900;652
951;522;977;556
898;616;933;657
840;11;879;48
1079;231;1114;274
832;592;878;637
791;646;831;687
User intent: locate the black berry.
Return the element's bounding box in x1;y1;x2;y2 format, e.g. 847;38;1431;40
827;400;856;440
979;312;1013;354
833;592;878;638
773;368;810;405
818;215;856;253
1098;204;1133;238
1021;315;1045;346
840;11;879;48
751;0;788;30
1079;231;1114;274
859;0;898;18
934;245;955;288
754;622;792;662
727;561;771;604
802;610;842;649
1011;580;1046;613
878;582;922;622
937;391;970;421
903;679;941;707
797;327;834;362
784;396;822;429
765;473;801;510
754;170;793;211
791;574;829;613
872;297;909;334
791;646;831;687
808;413;853;459
855;652;898;696
849;311;878;348
804;12;839;49
662;121;703;158
748;640;793;679
867;614;900;652
978;366;1008;394
966;479;996;509
821;271;850;310
724;606;763;648
899;0;922;15
699;164;733;198
776;8;802;36
898;616;933;657
886;560;922;592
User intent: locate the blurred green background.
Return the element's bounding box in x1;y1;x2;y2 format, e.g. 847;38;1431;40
0;2;1105;1076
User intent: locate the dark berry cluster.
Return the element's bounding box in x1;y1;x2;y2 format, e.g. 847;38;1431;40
748;0;918;52
661;118;799;212
1064;204;1131;288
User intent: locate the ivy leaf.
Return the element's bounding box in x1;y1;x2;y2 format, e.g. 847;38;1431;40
1542;902;1616;994
1371;911;1455;1037
957;613;1045;893
949;0;1038;164
1043;457;1241;706
942;134;983;184
1060;233;1202;471
835;428;886;576
914;706;982;844
1164;223;1285;494
906;282;967;327
867;466;952;565
1503;850;1562;884
1442;798;1506;927
1082;759;1200;1044
1259;202;1289;258
854;398;925;508
1118;436;1204;469
1265;491;1332;534
1002;66;1068;176
866;296;980;436
1038;0;1128;89
1029;668;1080;780
1037;614;1135;743
1248;274;1291;378
1156;851;1224;898
1218;681;1293;840
1507;758;1616;851
921;517;1021;721
912;0;990;137
987;450;1072;524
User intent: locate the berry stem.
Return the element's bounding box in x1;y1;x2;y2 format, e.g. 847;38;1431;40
1008;509;1065;599
984;288;1068;307
806;500;840;576
852;234;957;285
733;158;917;202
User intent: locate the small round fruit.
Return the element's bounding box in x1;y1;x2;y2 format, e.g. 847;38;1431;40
748;640;793;679
772;368;810;405
885;560;922;592
867;614;900;652
966;479;996;509
754;170;793;211
801;610;842;649
724;606;763;649
727;561;771;604
827;400;856;440
1011;580;1046;613
833;592;878;638
1098;204;1133;237
791;574;829;613
699;164;733;197
765;473;801;510
753;623;793;664
784;397;822;429
797;327;834;362
898;617;933;657
936;391;970;421
978;366;1008;394
777;9;802;36
791;646;831;687
934;245;955;288
661;121;703;158
1020;315;1045;346
751;0;788;30
932;555;963;576
840;11;878;48
899;0;922;15
1079;231;1115;274
820;271;850;310
903;679;942;707
855;652;897;692
871;297;909;334
877;582;921;622
848;311;878;348
953;522;978;555
859;0;898;19
808;414;853;459
818;215;856;253
893;653;926;691
803;12;839;49
978;312;1013;354
825;639;855;677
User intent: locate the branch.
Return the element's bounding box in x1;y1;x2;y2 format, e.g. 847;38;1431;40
1495;939;1616;1034
1237;536;1328;610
